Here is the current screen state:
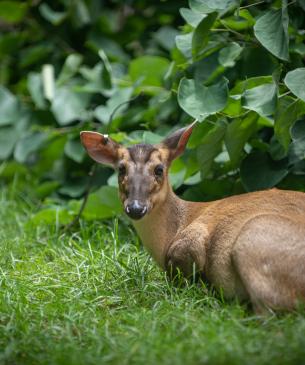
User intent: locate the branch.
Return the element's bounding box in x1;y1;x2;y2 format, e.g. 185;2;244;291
64;164;97;230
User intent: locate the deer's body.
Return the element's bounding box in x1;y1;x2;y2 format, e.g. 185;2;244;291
134;186;305;311
81;123;305;313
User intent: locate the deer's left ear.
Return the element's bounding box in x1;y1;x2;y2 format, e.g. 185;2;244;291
80;131;120;167
161;121;197;162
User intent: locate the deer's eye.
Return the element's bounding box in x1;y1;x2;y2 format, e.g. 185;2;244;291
118;164;126;177
154;164;164;178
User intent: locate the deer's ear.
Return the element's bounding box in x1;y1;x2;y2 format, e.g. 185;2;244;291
161;121;197;162
80;131;120;167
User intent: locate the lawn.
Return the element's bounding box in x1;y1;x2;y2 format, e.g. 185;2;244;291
1;190;305;365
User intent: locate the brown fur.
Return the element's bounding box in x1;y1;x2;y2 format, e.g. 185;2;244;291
81;127;305;313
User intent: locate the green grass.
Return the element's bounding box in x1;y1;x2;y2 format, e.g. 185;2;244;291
1;191;305;365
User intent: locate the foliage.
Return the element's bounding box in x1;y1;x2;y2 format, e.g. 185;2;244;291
0;0;305;222
2;193;305;365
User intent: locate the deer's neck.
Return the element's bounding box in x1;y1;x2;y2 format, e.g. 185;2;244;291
132;185;195;268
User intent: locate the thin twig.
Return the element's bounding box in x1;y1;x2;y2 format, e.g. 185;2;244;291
64;164;97;230
107;92;142;132
239;0;265;10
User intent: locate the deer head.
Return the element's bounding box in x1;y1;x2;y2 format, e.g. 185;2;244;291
80;122;196;220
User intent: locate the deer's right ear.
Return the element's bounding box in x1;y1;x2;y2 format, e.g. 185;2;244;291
80;131;119;167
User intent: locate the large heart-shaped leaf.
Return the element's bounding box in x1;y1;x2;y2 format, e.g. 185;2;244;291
64;139;86;163
192;12;217;58
254;7;289;61
82;186;122;220
14;132;49;163
180;8;205;27
225;112;258;165
94;87;133;124
240;151;288;191
189;0;237;13
197;120;227;177
178;77;228;121
274;98;305;151
242;83;277;117
218;42;243;67
129;56;170;88
51;87;90;126
284;68;305;102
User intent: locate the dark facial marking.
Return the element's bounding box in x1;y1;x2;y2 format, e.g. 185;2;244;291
118;163;126;177
127;144;157;163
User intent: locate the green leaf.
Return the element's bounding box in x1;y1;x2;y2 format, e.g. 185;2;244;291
14;132;49;163
35;181;60;199
274;98;305;150
221;9;255;31
27;72;46;109
78;63;111;95
189;0;216;14
0;1;28;24
175;33;193;59
284;68;305;102
242;83;277;117
192;12;217;59
142;131;164;144
154;26;179;51
30;207;71;226
94;87;133;124
225;112;258;165
82;186;122;220
254;7;289;61
129;56;170;89
98;49;113;91
0;127;19;160
197;120;227;177
20;45;52;69
169;158;187;189
0;86;20;126
178;77;228;121
218;42;242;67
240;151;288;192
51;87;90;126
230;76;273;96
189;0;237;13
64;139;86;163
39;3;67;25
57;54;83;86
221;97;244;117
204;0;237;10
288;119;305;164
180;8;205;27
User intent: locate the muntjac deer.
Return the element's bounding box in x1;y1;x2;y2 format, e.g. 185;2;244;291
80;123;305;313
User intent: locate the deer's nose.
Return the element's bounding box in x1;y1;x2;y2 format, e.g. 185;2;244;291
125;200;147;220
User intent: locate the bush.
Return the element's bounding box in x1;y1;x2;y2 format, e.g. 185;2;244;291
0;0;305;223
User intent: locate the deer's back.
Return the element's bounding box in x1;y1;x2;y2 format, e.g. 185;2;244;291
194;189;305;299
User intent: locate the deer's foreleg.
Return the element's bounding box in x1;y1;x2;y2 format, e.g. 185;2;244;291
165;222;208;280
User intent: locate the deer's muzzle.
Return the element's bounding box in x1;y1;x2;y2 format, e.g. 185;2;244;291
125;200;147;220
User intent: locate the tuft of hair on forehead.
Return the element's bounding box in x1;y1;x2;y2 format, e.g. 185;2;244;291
127;143;157;163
